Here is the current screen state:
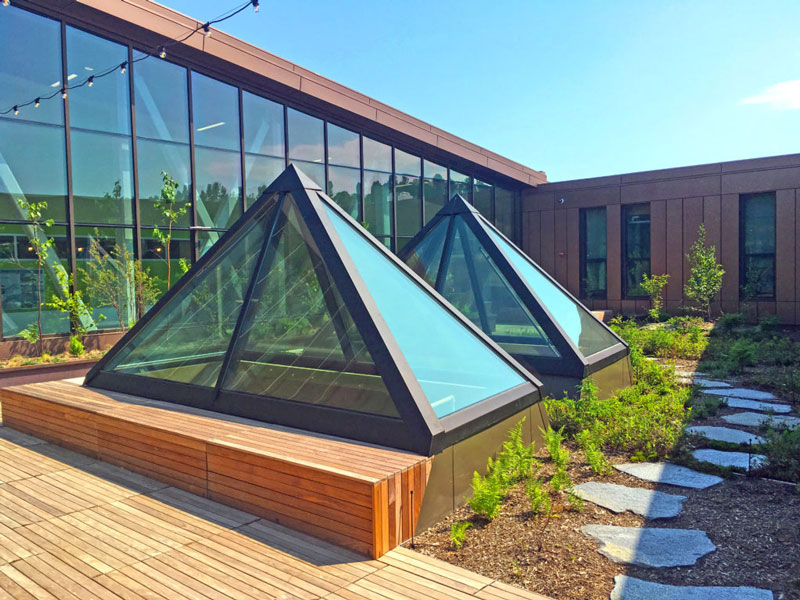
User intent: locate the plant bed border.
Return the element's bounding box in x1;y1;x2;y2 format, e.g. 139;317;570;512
0;359;99;388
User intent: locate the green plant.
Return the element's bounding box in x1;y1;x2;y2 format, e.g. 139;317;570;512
80;235;136;332
684;224;724;320
575;430;612;475
543;427;572;492
46;270;99;341
641;272;670;321
467;469;503;520
525;477;551;515
68;335;85;357
760;427;800;483
178;257;191;277
16;198;55;356
153;170;191;289
449;521;472;549
726;337;757;373
17;323;40;347
133;260;161;322
567;491;584;512
492;418;536;488
714;313;744;334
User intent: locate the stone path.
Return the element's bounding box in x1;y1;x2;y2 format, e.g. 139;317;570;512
584;373;795;598
611;576;774;600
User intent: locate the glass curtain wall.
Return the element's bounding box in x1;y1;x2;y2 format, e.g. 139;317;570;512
0;3;518;341
740;192;776;299
580;207;607;299
622;203;651;298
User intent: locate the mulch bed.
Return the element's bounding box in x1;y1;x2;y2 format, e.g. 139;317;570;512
411;445;800;600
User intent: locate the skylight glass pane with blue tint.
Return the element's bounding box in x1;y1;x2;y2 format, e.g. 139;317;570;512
486;228;619;357
324;205;527;418
405;218;449;287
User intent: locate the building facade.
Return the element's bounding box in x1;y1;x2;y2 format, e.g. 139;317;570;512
522;154;800;323
0;0;544;354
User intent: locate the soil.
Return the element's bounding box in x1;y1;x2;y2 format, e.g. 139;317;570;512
411;445;800;600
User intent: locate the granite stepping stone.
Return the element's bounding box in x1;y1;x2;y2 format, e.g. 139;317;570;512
693;378;733;389
581;524;715;567
691;449;766;470
724;398;792;413
572;482;686;518
703;388;776;401
722;412;800;430
615;462;723;489
686;425;766;445
611;575;774;600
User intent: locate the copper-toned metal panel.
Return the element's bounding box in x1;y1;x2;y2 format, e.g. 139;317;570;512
554;209;568;284
525;211;542;263
682;197;704;305
776;190;796;305
665;199;683;305
719;194;740;314
540;210;556;275
567;207;580;296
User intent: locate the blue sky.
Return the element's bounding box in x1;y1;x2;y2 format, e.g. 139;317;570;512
163;0;800;182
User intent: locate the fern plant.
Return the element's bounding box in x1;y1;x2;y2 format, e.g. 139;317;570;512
467;470;503;520
449;521;472;549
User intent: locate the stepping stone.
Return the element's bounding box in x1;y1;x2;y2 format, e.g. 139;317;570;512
581;525;715;567
722;412;800;430
691;449;766;470
724;398;792;413
693;377;732;388
686;425;766;445
572;482;686;518
611;575;774;600
615;462;723;489
704;388;776;401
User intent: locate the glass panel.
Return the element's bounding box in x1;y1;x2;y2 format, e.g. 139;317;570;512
395;174;421;237
197;229;227;258
242;91;284;156
395;149;421;176
288;160;324;189
623;204;650;297
0;223;70;337
326;123;359;167
741;192;775;298
245;154;284;207
424;160;446;180
136;139;191;227
74;226;135;330
743;255;775;299
487;228;620;357
325;204;528;418
327;165;361;219
106;209;272;385
192;72;239;151
223;196;396;416
0;6;63;127
287;108;323;162
0;120;67;222
364;171;392;237
473;181;493;220
405;218;449;287
494;187;516;239
363;137;391;172
140;228;191;295
66;27;130;135
71;130;134;224
195;147;242;229
581;207;606;299
450;170;471;202
423;175;447;224
133;57;189;143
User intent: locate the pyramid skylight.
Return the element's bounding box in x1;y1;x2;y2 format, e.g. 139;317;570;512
86;166;541;455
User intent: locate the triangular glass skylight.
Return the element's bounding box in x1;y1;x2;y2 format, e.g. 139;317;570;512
86;166;540;455
399;195;627;383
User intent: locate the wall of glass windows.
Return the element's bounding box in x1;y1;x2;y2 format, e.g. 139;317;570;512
0;4;520;341
739;192;776;299
622;204;651;298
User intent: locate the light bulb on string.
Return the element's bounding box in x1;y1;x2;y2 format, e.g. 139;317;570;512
61;88;67;99
202;22;211;37
13;106;18;116
88;75;94;87
34;98;40;108
2;1;10;7
119;61;127;74
252;0;259;12
158;46;167;59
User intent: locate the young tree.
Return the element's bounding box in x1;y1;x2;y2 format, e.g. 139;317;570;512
153;170;190;289
46;269;99;353
641;273;670;321
80;235;133;332
684;224;725;321
133;260;161;322
16;199;55;356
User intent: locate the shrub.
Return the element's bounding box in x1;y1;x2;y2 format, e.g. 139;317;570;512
684;224;724;320
467;470;503;520
726;338;757;373
714;313;744;334
760;428;800;483
493;418;536;487
525;477;552;515
543;427;572;491
641;273;670;321
68;335;85;357
449;521;472;549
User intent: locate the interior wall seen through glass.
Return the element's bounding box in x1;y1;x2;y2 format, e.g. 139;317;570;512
623;203;650;298
740;192;776;299
580;207;607;299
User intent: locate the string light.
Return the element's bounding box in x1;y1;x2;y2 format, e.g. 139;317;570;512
0;0;258;116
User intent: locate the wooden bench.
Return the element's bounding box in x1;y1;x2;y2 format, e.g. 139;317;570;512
0;380;431;559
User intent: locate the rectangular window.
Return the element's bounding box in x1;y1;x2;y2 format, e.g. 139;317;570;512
580;207;607;299
622;203;650;298
740;192;776;299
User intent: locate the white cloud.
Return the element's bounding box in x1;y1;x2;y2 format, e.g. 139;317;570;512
740;80;800;110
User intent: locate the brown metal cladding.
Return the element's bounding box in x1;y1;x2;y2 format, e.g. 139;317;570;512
776;190;796;323
682;196;704;306
719;194;740;314
540;211;556;276
566;207;580;296
703;195;722;316
554;210;568;284
665;199;683;310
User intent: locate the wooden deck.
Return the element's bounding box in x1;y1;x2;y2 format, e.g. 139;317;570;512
0;406;552;600
0;380;432;559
